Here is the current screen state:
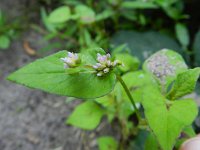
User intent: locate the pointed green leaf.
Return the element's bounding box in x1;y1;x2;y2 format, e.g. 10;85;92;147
48;6;71;23
142;87;198;150
41;7;56;32
67;101;104;130
96;9;114;21
75;5;95;24
168;68;200;100
121;1;158;9
7;49;116;99
175;23;189;48
97;136;118;150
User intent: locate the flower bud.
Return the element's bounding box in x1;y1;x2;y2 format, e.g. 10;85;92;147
93;53;123;77
60;52;80;68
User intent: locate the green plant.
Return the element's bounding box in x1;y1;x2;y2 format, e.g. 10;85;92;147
0;9;19;50
7;48;200;150
37;0;187;52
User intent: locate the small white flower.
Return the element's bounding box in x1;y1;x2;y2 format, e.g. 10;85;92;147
97;54;107;63
64;63;69;69
93;53;123;77
97;71;103;77
92;65;99;69
103;68;109;73
60;52;80;68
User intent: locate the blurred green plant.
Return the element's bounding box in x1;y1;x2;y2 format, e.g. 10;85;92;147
0;9;20;50
38;0;188;52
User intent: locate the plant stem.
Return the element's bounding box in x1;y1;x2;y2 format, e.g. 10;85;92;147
116;75;141;121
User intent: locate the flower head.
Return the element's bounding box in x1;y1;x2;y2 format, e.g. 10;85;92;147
60;52;81;68
93;53;122;77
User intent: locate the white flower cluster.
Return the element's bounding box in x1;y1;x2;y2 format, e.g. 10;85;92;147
60;52;80;68
93;53;122;77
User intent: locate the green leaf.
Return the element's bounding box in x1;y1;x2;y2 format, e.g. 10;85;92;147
114;53;140;73
193;29;200;66
75;5;95;24
111;44;130;55
155;0;180;7
96;81;137;120
175;23;189;48
121;1;158;9
121;9;137;21
67;101;104;130
0;35;10;49
41;7;56;32
7;49;116;99
167;68;200;100
48;6;71;23
143;49;188;92
83;28;92;47
142;87;198;150
95;92;115;108
96;9;114;21
145;133;159;150
97;136;118;150
162;6;183;20
111;30;181;61
117;71;157;103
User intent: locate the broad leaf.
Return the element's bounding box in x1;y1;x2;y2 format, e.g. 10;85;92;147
167;68;200;100
143;49;188;92
75;5;95;24
7;49;116;99
95;92;115;108
67;101;104;130
48;6;71;23
114;53;140;73
111;31;181;61
96;85;134;120
97;136;118;150
142;87;198;150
